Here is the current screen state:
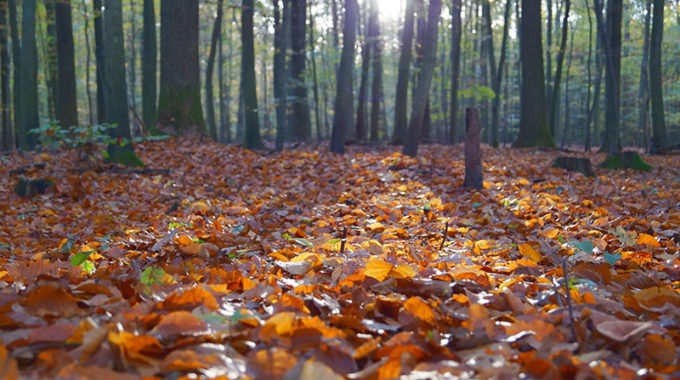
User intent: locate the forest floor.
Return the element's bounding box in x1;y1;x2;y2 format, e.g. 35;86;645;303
1;138;679;379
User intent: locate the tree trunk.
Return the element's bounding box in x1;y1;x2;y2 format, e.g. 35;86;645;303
513;0;553;148
330;0;358;154
157;0;205;135
205;0;224;141
413;0;431;140
560;28;574;147
241;0;262;149
594;0;621;156
93;0;105;123
79;0;94;125
464;108;483;190
127;0;137;120
273;0;287;150
548;0;570;138
369;0;382;142
55;0;78;128
483;0;511;148
449;0;461;144
0;0;10;150
289;0;311;140
392;0;415;145
142;0;156;131
308;3;323;140
402;0;442;157
649;0;666;153
44;0;58;121
355;0;371;141
18;0;38;149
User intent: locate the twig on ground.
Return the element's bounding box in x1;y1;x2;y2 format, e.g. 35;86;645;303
562;259;578;344
439;222;449;250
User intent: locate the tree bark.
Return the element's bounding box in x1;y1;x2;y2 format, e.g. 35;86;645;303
44;0;58;121
241;0;262;149
449;0;461;144
649;0;666;153
355;0;371;141
330;0;358;154
391;0;415;145
55;0;78;128
205;0;224;141
308;3;323;140
594;0;621;156
93;0;105;123
548;0;570;138
402;0;442;157
18;0;38;149
79;0;94;125
369;0;382;142
157;0;205;135
289;0;311;140
0;0;10;149
513;0;554;148
142;0;156;131
273;0;287;150
483;0;511;148
464;108;483;190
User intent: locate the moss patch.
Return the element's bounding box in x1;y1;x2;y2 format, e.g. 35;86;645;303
107;145;145;168
599;152;652;171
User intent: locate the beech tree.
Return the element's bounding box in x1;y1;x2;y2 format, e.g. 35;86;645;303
55;0;78;128
242;0;262;149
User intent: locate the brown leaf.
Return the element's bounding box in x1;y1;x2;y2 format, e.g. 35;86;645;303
19;285;81;318
152;311;208;337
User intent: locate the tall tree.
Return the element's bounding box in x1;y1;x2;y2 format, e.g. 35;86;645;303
289;0;311;140
448;0;461;144
402;0;442;157
205;0;224;141
514;0;554;148
391;0;415;145
93;0;105;122
548;0;571;138
594;0;622;155
369;0;382;142
637;0;652;148
330;0;358;154
273;0;288;150
483;0;512;148
355;0;371;141
8;0;18;143
79;0;94;124
18;0;38;149
241;0;262;149
649;0;666;152
0;0;10;150
103;0;141;165
157;0;205;135
55;0;78;128
142;0;156;131
44;0;58;120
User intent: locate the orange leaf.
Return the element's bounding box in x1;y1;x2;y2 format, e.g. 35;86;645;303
259;312;296;342
403;297;437;325
152;311;207;337
633;287;680;310
0;343;19;380
161;285;219;311
518;243;542;262
364;258;393;282
637;334;676;364
636;233;660;248
108;331;162;365
19;285;81;318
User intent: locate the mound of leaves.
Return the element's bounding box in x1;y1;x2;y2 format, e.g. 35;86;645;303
1;139;679;379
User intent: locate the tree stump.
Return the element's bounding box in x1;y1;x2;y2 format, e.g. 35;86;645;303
464;107;483;190
599;151;653;170
552;156;595;177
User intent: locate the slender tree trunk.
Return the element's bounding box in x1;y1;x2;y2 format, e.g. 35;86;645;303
157;0;205;135
0;0;10;149
79;0;94;125
218;12;227;142
594;0;621;155
331;0;339;50
142;0;156;131
392;0;415;145
127;0;137;119
584;0;593;151
545;0;552;104
330;0;358;154
483;0;511;148
402;0;442;157
355;0;371;141
308;2;323;140
413;0;431;140
44;0;58;121
449;0;461;144
93;0;105;123
55;0;78;129
637;0;651;149
223;10;235;143
205;0;224;141
19;0;38;149
513;0;554;148
273;0;288;150
241;0;262;149
649;0;666;152
103;0;129;140
289;0;311;140
548;0;570;138
369;0;382;142
561;28;575;147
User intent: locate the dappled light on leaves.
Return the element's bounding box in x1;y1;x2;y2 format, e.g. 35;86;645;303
1;139;679;377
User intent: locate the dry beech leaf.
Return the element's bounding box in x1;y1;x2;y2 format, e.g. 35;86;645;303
0;343;19;380
161;285;219;311
108;331;162;366
518;243;542;262
595;320;666;342
633;287;680;310
364;258;393;282
402;297;437;326
19;285;81;318
247;348;297;378
152;311;208;337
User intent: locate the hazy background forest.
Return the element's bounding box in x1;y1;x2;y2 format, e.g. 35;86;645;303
1;0;679;154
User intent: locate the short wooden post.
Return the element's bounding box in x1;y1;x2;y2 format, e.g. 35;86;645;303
464;107;483;190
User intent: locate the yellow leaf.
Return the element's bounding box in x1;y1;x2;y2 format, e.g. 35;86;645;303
369;222;386;233
190;201;210;214
403;297;437;325
391;264;416;279
636;233;660;248
518;243;542;262
364;258;393;282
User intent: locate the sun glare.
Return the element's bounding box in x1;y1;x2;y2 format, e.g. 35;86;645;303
375;0;403;22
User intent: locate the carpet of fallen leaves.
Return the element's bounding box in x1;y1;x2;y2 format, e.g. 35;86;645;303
1;138;680;379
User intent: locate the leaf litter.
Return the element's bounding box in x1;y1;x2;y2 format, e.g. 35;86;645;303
0;138;679;379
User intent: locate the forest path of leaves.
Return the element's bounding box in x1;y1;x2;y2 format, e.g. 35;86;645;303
1;139;679;379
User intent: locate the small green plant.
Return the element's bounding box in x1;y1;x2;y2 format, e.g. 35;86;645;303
71;249;96;274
